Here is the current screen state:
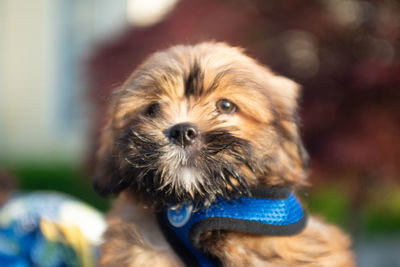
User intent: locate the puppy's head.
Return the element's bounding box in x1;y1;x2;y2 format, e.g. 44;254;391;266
93;42;308;208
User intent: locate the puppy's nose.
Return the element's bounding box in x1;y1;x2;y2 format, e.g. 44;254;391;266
168;123;198;147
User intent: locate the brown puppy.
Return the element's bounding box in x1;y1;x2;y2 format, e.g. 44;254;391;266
93;42;354;266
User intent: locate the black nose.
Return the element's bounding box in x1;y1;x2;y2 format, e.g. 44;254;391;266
168;123;198;147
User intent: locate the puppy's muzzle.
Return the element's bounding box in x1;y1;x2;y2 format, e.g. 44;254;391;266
167;123;198;147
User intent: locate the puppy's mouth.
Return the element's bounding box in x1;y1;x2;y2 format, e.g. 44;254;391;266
119;124;254;208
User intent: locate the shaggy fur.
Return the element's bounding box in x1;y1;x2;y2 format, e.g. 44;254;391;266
93;42;354;266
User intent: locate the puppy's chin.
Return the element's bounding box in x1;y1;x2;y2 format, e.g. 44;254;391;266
128;163;248;210
176;167;201;189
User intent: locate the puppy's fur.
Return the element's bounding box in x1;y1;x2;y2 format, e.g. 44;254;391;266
94;42;354;266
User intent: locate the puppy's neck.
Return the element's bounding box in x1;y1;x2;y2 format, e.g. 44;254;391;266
157;186;307;266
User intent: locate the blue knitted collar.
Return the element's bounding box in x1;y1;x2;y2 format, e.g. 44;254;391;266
157;187;307;267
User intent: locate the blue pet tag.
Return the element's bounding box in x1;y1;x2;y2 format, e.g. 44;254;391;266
167;204;193;228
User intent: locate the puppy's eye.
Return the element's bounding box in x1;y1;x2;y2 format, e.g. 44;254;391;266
216;99;237;114
144;103;160;117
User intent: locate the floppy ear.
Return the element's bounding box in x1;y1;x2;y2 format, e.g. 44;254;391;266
266;74;309;184
92;121;118;197
92;91;133;198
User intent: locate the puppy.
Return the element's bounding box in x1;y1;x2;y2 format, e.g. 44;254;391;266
93;42;354;266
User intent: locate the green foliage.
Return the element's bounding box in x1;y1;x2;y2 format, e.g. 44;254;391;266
304;187;351;229
305;185;400;235
364;187;400;234
7;164;110;212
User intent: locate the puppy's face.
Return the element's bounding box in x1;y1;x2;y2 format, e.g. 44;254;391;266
94;43;308;208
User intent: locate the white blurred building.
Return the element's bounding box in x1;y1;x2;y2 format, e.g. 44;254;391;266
0;0;128;164
0;0;178;164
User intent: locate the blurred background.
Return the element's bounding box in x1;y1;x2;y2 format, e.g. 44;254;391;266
1;0;399;265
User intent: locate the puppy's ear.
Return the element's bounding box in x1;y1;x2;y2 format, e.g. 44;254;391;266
267;74;301;116
92;121;117;197
267;74;309;184
92;91;132;198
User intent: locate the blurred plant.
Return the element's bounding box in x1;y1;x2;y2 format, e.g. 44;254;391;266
8;165;110;212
